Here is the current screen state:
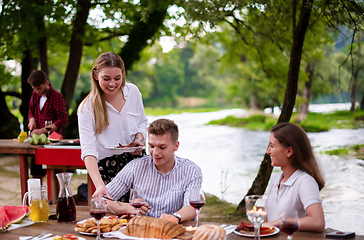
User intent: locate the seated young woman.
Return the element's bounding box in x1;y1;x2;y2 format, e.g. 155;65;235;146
264;122;325;232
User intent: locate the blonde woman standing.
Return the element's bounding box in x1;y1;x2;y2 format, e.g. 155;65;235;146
264;122;325;232
78;52;147;201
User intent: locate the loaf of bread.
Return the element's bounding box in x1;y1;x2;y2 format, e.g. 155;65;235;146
126;216;185;239
192;225;227;240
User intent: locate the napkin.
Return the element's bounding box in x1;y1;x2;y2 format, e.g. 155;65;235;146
103;230;162;240
220;224;236;235
103;228;179;240
19;233;52;240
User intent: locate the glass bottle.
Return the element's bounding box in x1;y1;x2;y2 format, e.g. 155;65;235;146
23;180;50;222
56;172;76;222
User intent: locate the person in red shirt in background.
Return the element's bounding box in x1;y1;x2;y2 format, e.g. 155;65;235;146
27;70;68;183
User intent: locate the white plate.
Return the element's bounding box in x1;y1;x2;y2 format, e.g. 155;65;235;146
43;145;81;149
106;146;144;154
233;226;280;237
43;237;86;240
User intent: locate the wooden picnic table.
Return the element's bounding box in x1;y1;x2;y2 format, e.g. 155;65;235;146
0;139;38;201
1;205;363;240
0;139;93;204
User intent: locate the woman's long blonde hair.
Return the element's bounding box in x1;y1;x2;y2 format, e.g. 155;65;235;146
271;122;325;190
78;52;126;134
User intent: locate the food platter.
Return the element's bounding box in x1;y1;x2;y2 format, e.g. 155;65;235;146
106;146;144;154
75;216;126;236
76;218;104;236
233;226;280;238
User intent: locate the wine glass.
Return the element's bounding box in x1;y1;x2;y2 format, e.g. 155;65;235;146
90;197;107;240
280;210;300;240
44;120;52;137
189;188;206;228
245;195;267;240
129;188;145;216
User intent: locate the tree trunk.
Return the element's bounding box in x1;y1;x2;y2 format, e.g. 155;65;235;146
119;0;174;72
298;61;314;121
360;92;364;110
19;49;38;130
236;0;314;215
350;39;360;113
350;69;358;113
61;0;91;110
35;0;48;74
0;87;19;138
250;91;260;110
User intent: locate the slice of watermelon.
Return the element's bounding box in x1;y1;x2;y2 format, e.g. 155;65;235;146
48;132;63;142
0;207;11;231
4;206;30;224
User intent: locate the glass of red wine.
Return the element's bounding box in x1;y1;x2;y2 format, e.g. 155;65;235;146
90;197;107;240
189;188;205;228
129;188;145;216
45;120;52;138
279;210;300;240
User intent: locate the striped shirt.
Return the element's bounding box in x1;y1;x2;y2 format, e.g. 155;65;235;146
107;155;203;218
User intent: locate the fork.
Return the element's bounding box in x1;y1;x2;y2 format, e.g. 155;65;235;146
102;195;122;206
26;231;47;240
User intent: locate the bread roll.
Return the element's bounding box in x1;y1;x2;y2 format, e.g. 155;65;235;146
192;225;227;240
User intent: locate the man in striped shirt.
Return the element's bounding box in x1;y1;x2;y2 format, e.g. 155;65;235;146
106;118;203;223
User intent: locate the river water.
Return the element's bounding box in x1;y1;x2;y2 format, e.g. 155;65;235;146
147;103;364;235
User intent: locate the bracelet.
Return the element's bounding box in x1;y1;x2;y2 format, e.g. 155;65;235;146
134;136;143;141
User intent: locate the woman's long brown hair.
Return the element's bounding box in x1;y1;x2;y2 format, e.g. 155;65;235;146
271;122;325;190
78;52;126;134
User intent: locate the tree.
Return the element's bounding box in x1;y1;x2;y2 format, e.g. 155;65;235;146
0;0;177;137
179;0;364;215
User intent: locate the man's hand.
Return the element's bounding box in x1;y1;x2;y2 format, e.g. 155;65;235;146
160;213;178;223
31;128;46;136
138;202;150;216
28;118;37;131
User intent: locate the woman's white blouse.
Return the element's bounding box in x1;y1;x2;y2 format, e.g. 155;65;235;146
78;83;148;161
265;169;322;222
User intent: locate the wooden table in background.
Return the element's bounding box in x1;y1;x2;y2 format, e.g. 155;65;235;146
0;139;93;204
0;139;37;201
2;206;363;240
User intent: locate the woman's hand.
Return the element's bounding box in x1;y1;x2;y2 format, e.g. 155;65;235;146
131;137;143;155
92;184;110;199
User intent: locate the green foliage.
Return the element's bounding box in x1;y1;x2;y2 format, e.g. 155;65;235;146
207;114;276;131
325;148;349;156
294;109;364;130
323;144;364;159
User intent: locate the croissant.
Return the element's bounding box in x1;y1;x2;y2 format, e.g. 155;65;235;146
126;216;185;239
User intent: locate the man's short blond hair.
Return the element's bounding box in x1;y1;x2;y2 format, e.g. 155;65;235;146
148;119;178;143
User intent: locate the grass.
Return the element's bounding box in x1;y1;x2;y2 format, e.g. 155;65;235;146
200;194;245;224
324;144;364;160
207;109;364;133
207;114;277;131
